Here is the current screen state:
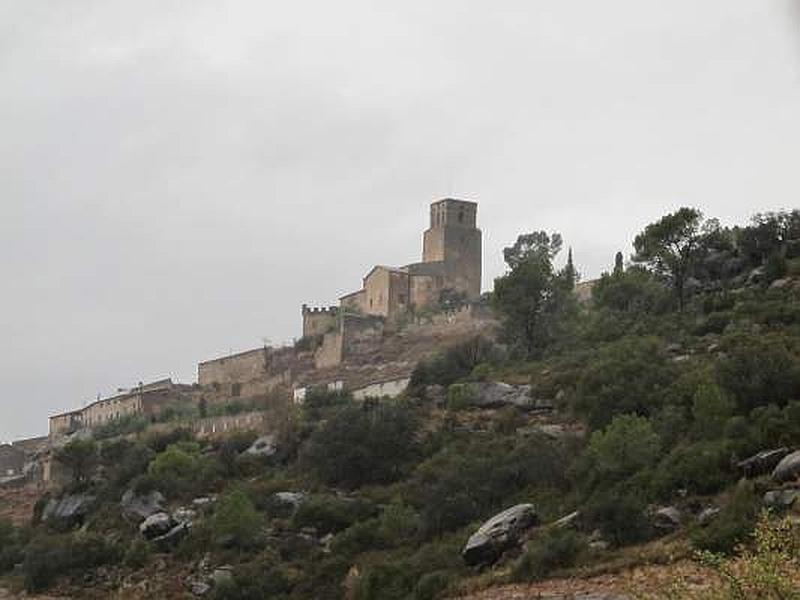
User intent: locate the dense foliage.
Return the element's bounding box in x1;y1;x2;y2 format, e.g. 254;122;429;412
2;207;799;598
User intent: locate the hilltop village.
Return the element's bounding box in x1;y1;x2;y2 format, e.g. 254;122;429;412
1;199;500;487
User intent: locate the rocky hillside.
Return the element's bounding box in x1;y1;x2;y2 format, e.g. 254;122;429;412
1;208;799;600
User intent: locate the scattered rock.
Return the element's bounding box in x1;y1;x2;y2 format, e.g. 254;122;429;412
212;566;234;586
763;488;800;508
192;496;217;508
139;512;175;539
651;506;681;531
42;493;96;528
665;343;683;354
470;382;552;411
772;450;800;483
747;267;766;286
696;507;720;527
121;489;165;523
672;354;690;363
273;491;308;510
243;435;277;458
152;522;190;551
173;507;197;524
188;581;210;596
770;278;792;290
551;511;581;530
738;447;792;478
462;503;539;566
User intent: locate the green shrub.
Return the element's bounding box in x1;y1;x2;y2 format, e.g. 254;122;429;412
123;537;150;569
446;384;476;411
292;495;377;534
212;488;263;548
22;532;122;592
413;570;452;600
717;334;800;412
147;443;202;496
302;404;418;489
583;488;651;547
691;482;759;554
512;527;584;581
211;560;292;600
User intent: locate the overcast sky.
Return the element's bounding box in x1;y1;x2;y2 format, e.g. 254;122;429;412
1;1;799;441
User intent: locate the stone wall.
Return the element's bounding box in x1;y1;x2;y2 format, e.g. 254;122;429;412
198;348;268;386
0;445;25;478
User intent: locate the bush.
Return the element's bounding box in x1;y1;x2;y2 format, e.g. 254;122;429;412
409;336;501;393
572;337;677;429
512;528;584;581
212;559;292;600
583;488;651;547
652;440;733;497
303;404;418;489
212;488;262;548
292;495;377;535
691;482;759;554
579;414;661;490
0;519;28;574
717;334;800;412
147;443;203;497
123;537;150;569
23;532;122;592
445;384;476;411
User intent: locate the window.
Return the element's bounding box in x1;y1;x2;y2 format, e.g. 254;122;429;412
459;208;465;223
232;383;242;397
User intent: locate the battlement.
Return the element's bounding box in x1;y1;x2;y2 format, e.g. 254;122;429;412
301;304;340;316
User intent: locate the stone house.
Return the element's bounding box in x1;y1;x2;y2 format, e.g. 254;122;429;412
312;198;482;326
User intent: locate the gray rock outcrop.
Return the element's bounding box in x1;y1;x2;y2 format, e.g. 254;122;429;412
462;503;539;566
772;450;800;483
121;489;165;522
42;493;96;528
139;512;175;539
763;488;800;508
243;435;277;458
738;448;791;479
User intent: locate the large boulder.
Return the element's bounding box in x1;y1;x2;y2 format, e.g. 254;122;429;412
273;492;308;511
139;512;176;539
772;450;800;483
462;504;539;566
738;448;792;479
471;383;552;411
151;522;190;551
763;488;800;509
42;493;96;528
121;489;165;523
243;435;277;458
651;506;681;532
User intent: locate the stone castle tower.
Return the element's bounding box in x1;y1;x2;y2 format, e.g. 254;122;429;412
422;199;482;299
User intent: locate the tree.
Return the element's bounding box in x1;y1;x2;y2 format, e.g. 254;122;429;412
633;207;706;309
212;488;262;548
584;414;661;483
613;251;624;275
692;380;734;440
303;404;418;489
492;231;575;357
54;439;98;485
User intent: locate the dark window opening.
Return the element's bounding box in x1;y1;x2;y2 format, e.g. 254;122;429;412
232;383;242;397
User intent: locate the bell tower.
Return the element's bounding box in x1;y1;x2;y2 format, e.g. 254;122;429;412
422;199;482;299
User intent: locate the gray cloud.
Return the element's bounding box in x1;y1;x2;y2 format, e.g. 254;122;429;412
2;0;799;440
